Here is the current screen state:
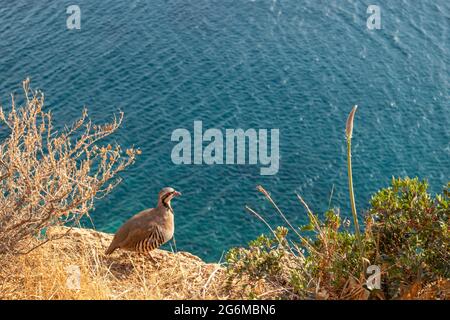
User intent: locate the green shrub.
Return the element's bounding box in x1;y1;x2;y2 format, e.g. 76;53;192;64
368;177;449;298
226;178;449;300
226;226;288;279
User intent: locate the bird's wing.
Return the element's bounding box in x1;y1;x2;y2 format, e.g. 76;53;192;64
108;208;155;249
120;223;166;251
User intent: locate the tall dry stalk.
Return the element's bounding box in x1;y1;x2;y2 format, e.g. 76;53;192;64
345;105;363;257
0;79;139;255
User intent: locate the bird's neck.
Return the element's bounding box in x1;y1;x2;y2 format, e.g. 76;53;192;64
158;200;173;214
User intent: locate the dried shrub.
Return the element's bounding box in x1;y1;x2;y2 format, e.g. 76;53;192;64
0;79;139;255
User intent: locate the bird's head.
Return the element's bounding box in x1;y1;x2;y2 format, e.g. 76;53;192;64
158;187;181;210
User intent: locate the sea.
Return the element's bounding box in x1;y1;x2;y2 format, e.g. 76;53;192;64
0;0;448;261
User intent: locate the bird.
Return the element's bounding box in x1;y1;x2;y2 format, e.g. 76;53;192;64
105;187;181;261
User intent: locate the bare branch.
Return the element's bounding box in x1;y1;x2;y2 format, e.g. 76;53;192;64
0;80;139;254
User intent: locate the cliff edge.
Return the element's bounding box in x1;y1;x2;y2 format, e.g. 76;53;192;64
1;226;232;299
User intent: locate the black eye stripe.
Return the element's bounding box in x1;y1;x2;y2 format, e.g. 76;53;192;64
162;192;173;202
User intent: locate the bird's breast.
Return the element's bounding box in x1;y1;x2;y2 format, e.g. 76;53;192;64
161;212;175;241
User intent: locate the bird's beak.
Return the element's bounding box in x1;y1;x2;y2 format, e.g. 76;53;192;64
173;190;181;197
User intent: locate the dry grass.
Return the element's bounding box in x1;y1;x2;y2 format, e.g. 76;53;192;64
0;227;230;300
0;227;280;300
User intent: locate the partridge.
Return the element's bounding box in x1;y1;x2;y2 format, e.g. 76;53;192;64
105;187;181;258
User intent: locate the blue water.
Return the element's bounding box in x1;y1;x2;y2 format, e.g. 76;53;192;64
0;1;449;261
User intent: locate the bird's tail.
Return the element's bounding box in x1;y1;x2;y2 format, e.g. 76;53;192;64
105;243;117;255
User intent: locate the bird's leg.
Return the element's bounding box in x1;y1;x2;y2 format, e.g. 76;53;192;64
148;252;158;264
